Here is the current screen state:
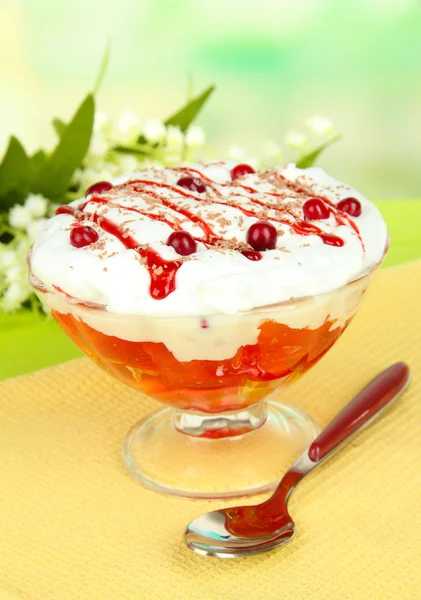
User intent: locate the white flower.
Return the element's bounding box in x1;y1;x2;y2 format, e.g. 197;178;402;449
94;112;112;136
24;194;48;218
227;145;246;161
9;204;33;229
26;219;47;242
116;110;142;145
185;125;205;148
262;141;283;161
88;132;109;159
284;130;310;151
17;237;29;250
143;119;166;143
4;264;24;284
0;244;16;271
78;166;117;192
71;168;83;188
166;126;184;152
0;281;30;312
115;154;141;175
306;116;335;137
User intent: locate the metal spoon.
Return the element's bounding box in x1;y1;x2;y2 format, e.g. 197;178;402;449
185;362;411;558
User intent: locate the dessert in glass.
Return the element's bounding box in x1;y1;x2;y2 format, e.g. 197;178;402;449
28;161;388;498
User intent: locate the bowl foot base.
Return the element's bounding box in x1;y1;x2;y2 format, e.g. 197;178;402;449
122;400;319;499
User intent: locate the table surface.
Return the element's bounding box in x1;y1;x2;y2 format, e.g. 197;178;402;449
1;199;420;381
1;258;420;600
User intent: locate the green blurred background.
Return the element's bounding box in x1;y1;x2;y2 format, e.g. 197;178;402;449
1;0;420;380
1;0;420;198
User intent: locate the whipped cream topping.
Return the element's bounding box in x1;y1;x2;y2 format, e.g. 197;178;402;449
30;162;388;317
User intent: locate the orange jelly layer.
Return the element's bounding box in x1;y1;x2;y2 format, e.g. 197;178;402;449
52;310;347;413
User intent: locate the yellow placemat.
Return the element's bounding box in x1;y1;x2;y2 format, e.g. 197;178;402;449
1;260;421;600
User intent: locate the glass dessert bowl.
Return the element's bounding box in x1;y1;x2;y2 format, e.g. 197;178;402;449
28;161;389;498
30;263;383;498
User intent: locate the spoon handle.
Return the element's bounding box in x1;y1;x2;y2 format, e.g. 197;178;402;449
308;362;410;463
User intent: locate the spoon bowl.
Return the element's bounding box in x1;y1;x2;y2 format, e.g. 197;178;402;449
185;508;295;557
185;362;411;558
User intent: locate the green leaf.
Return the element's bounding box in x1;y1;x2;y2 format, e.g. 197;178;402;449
0;189;27;213
30;149;48;175
296;135;342;169
93;40;111;94
113;144;152;156
52;118;66;138
33;94;95;198
164;84;215;133
0;136;31;209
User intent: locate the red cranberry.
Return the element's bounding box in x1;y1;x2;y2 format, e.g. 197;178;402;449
70;225;99;248
55;205;74;216
337;197;362;217
241;249;262;261
231;164;255;180
85;181;113;196
177;176;206;193
246;221;277;251
303;197;330;220
166;231;197;256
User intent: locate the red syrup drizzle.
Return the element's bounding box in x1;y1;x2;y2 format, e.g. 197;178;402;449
67;189;263;299
78;196;185;232
59;204;182;299
130;177;270;221
61;165;363;299
175;167;348;248
125;177;346;250
79;194;238;252
127;180;344;255
91;213;183;299
128;180;259;257
241;249;262;261
276;173;364;250
177;166;298;217
128;176;322;242
177;166;295;200
320;196;365;250
129;186;216;239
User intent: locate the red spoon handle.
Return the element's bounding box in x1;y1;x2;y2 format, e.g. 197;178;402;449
308;362;410;462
